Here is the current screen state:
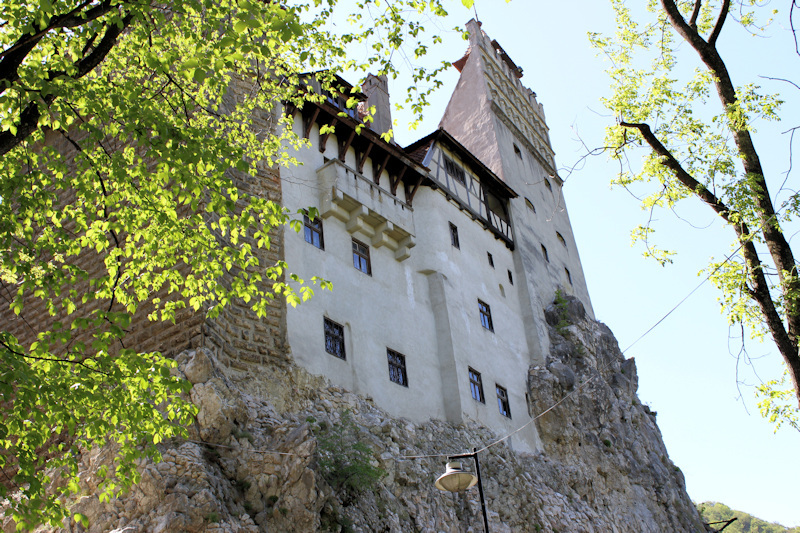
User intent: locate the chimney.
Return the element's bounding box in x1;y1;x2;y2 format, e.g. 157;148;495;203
361;74;393;138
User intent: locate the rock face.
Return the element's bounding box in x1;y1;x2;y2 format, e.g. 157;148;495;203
13;298;707;533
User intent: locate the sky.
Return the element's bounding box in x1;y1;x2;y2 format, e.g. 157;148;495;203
373;0;800;527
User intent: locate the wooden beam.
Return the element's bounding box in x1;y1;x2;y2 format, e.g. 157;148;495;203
357;143;373;174
303;107;319;139
318;117;338;153
390;166;407;196
405;174;424;206
373;153;390;185
338;129;356;162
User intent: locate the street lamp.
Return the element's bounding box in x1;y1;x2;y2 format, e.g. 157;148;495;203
434;447;490;532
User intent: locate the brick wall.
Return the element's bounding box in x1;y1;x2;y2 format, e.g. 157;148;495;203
1;103;288;369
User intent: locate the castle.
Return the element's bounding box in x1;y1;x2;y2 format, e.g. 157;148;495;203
278;19;593;453
1;20;593;455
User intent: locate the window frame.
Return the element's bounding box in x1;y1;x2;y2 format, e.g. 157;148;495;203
443;155;466;185
352;238;372;275
323;317;346;360
469;367;485;403
496;384;511;418
478;299;494;332
387;348;408;387
449;222;460;249
303;213;324;249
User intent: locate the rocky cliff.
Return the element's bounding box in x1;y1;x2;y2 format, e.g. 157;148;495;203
9;297;707;533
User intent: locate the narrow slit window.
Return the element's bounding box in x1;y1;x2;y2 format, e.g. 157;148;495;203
387;348;408;387
541;244;549;263
556;232;567;247
352;239;371;275
496;385;511;418
507;269;513;285
449;222;460;249
525;197;536;213
478;299;494;332
487;252;494;268
513;144;522;158
469;368;485;403
544;178;553;192
565;267;573;286
324;318;345;360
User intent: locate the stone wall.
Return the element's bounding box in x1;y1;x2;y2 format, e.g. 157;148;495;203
11;296;708;533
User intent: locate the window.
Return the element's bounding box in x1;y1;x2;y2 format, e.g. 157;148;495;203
507;269;513;285
525;197;536;213
352;239;371;275
449;222;460;249
469;368;485;403
303;214;324;249
496;385;511;418
541;244;549;263
544;178;553;192
324;318;345;360
387;348;408;387
443;155;466;185
478;300;494;332
565;267;573;286
513;144;522;158
556;231;567;247
487;252;494;268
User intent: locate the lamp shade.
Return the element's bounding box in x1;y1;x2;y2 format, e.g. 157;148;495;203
435;461;478;492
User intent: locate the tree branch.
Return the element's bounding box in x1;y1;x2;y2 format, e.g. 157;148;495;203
620;119;800;405
689;0;702;30
708;0;730;47
0;13;134;158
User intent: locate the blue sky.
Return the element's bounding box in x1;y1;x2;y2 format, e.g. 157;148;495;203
379;0;800;527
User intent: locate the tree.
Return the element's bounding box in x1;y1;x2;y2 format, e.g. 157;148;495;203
0;0;455;528
591;1;800;418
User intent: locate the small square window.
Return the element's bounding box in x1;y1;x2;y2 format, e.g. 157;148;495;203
478;299;494;332
352;239;371;275
556;232;567;247
469;368;485;403
565;267;573;286
449;222;460;249
541;244;549;263
487;252;494;268
303;214;324;249
507;269;513;285
444;156;466;185
496;385;511;418
324;318;345;360
525;197;536;213
387;348;408;387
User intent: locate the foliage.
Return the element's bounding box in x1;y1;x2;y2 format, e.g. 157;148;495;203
591;0;800;423
757;368;800;433
553;289;571;335
310;411;385;498
0;0;458;527
697;501;800;533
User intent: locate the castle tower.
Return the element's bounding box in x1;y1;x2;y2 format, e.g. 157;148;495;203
440;19;594;364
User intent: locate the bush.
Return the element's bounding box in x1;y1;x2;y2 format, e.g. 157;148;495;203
313;410;385;495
